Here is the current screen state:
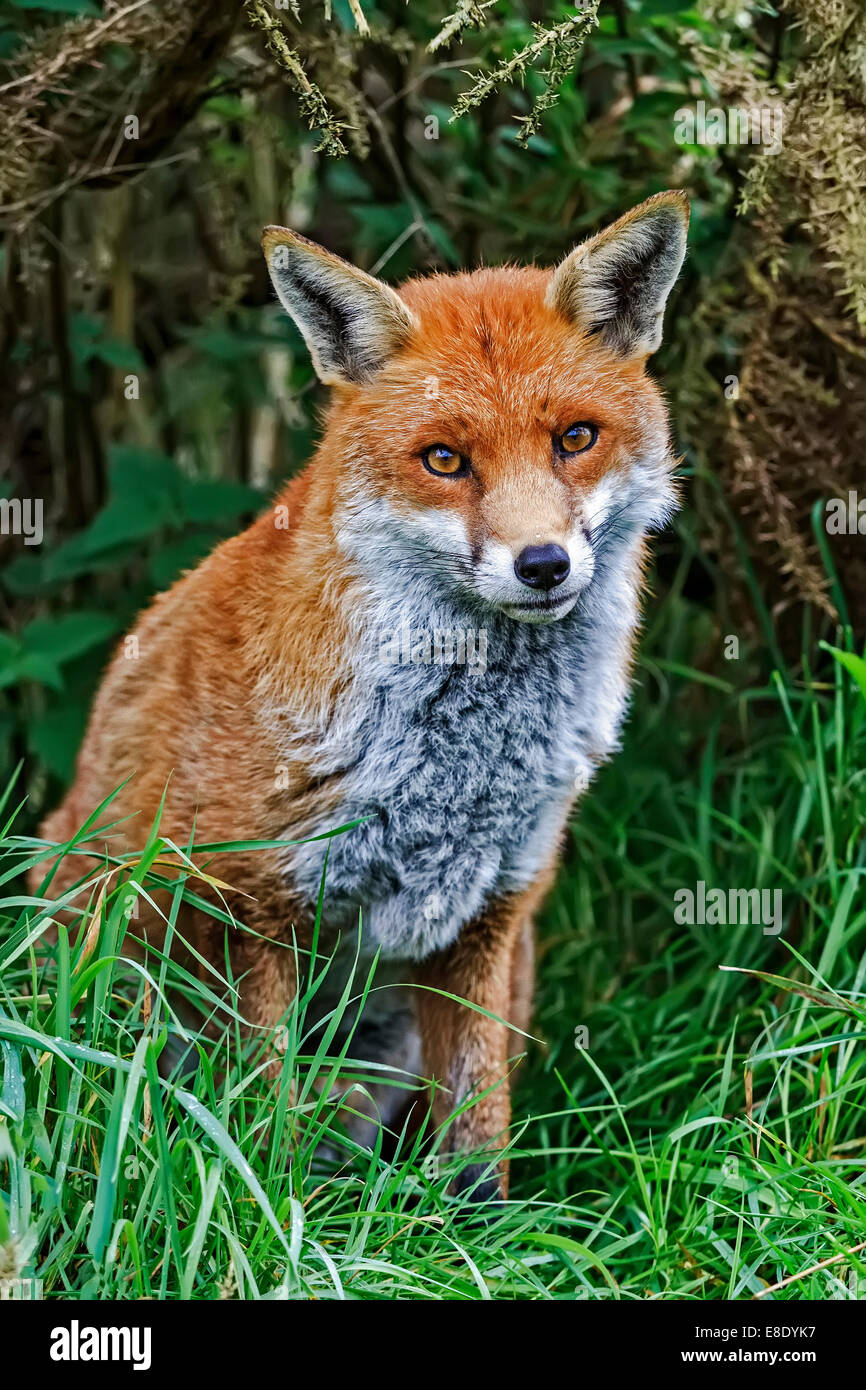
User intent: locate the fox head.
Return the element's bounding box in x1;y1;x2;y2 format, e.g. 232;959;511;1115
262;192;688;625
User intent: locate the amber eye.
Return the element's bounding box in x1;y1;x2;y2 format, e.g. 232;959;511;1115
422;444;467;477
558;422;598;455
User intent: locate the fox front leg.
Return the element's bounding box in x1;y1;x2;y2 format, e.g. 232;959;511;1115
413;893;538;1202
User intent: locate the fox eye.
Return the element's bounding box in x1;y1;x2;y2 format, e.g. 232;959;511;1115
422;444;468;477
558;422;598;455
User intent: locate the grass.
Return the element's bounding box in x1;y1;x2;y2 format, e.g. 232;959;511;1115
2;529;866;1300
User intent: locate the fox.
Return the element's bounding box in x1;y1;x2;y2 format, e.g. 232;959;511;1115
36;191;689;1200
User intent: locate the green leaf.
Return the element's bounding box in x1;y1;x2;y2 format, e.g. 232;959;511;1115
92;338;145;372
1;553;51;596
21;611;119;665
821;643;866;702
181;325;277;362
528;1233;620;1295
148;533;221;591
179;478;262;525
623;89;689;128
202;95;248;121
28;702;90;780
45;447;185;578
10;0;99;10
0;647;63;691
87;1035;149;1262
0;1041;24;1123
639;0;699;14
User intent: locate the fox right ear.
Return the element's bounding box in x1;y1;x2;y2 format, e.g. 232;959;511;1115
547;191;689;359
262;227;418;386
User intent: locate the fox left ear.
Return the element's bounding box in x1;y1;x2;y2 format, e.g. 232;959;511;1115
546;191;689;359
262;226;418;385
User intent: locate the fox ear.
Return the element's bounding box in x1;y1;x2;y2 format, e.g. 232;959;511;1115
262;226;418;385
546;191;689;359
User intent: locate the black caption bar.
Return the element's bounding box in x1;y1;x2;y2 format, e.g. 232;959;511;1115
0;1294;859;1376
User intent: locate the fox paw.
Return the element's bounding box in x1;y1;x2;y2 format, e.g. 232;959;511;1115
450;1161;504;1210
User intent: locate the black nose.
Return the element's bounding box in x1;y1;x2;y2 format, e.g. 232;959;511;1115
514;543;571;591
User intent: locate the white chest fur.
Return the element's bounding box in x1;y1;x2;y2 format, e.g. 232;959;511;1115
276;528;644;961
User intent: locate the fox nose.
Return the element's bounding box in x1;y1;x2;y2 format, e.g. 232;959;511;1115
514;543;571;591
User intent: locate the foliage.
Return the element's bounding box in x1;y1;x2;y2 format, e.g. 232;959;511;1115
680;0;866;627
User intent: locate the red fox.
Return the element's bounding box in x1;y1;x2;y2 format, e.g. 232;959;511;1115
37;191;688;1199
